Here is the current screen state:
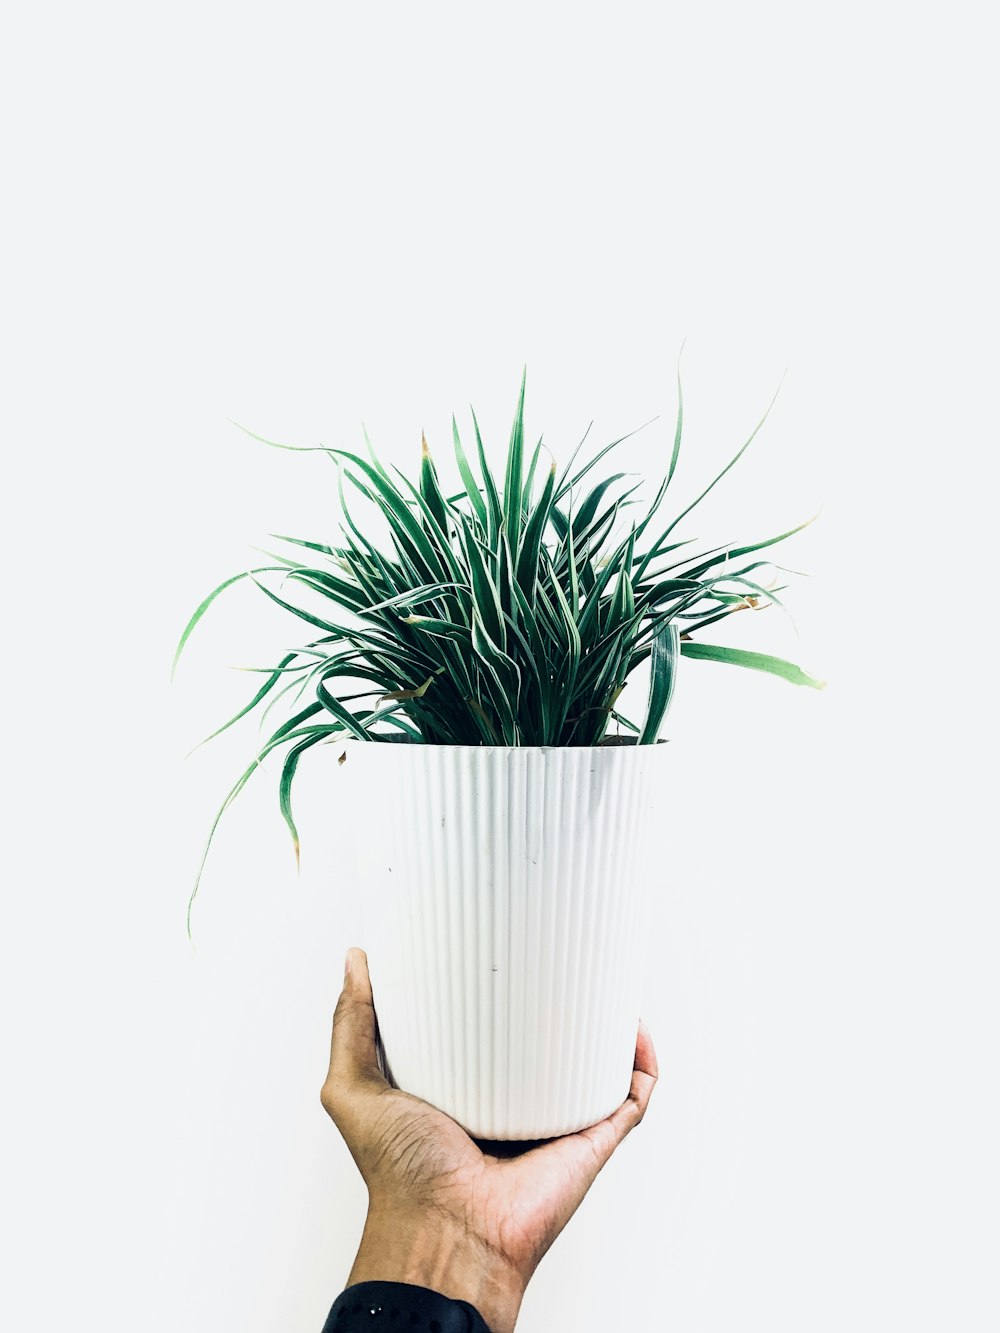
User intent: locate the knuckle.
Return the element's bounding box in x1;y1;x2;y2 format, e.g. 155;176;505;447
320;1078;340;1117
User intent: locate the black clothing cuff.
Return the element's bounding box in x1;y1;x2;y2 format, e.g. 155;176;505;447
322;1280;494;1333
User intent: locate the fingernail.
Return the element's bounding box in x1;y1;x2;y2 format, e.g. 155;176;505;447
344;948;353;979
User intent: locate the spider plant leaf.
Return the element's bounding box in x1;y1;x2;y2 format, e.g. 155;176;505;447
666;350;684;489
387;464;469;629
633;575;703;614
578;551;597;596
455;512;505;647
681;515;817;582
410;439;455;548
172;567;286;680
186;704;330;935
607;526;637;630
228;421;338;460
381;712;424;740
308;653;398;695
552;420;593;498
315;623;432;673
361;423;391;481
316;680;392;739
679;640;825;688
466;695;502;744
545;560;582;697
282;568;368;612
401;615;474;646
575;481;645;554
569;473;630;537
508;578;550;716
522;435;543;517
329;448;447;581
270;534;337;556
495;524;516;627
279;732;330;868
501;604;548;733
248;573;344;635
503;367;527;537
633;352;685;544
471;608;521;734
579;631;626;716
187;651;300;755
629;539;699;588
259;661;329;730
640;378;785;576
332;458;384;559
515;462;557;598
639;620;680;744
355;581;463;618
610;708;641;734
567;494;626;572
452;414;488;529
531;577;566;651
681;592;779;636
575;523;638;641
565;492;580;617
232;662;312;674
553;417;657;502
471;405;503;542
380;672;439;701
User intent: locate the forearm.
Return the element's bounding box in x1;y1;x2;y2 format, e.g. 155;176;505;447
348;1206;527;1333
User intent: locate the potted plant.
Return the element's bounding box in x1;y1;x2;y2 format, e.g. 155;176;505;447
174;368;822;1140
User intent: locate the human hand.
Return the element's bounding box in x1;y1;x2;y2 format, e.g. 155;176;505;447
321;947;659;1333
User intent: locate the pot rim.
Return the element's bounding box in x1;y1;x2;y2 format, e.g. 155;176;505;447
338;735;669;753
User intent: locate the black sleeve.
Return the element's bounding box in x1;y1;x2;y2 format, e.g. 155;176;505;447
321;1280;494;1333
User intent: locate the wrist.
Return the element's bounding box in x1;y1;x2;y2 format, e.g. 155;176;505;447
348;1205;526;1333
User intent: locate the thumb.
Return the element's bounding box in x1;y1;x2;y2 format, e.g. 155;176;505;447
324;947;387;1095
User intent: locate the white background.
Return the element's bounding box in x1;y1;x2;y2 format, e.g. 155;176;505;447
2;3;997;1330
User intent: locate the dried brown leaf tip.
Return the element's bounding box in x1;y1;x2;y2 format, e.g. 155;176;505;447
381;673;436;702
338;751;347;766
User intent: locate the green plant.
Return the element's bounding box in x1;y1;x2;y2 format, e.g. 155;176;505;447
175;369;822;933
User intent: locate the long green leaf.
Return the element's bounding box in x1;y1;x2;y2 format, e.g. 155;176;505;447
452;415;488;529
679;640;825;688
639;620;680;743
330;448;447;581
172;567;285;680
186;704;330;936
279;732;329;867
633;349;685;546
521;436;543;518
471;405;503;543
187;652;299;754
503;367;527;537
515;462;557;598
553;418;657;503
680;515;817;583
636;377;785;580
455;512;505;648
270;534;337;556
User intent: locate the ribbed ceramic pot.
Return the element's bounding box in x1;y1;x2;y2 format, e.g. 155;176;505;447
338;738;669;1140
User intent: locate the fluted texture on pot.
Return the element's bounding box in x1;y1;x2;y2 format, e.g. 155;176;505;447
343;742;668;1140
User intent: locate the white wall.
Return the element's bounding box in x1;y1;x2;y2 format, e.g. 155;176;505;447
3;3;996;1330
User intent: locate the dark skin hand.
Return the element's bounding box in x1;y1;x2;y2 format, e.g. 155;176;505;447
321;947;659;1333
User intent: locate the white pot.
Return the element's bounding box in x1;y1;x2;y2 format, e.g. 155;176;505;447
337;739;669;1140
